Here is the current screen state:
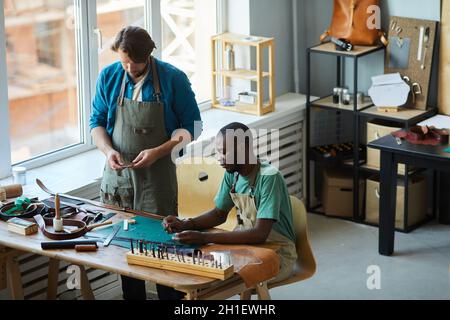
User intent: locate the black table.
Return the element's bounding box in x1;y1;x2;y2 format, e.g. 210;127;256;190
368;135;450;256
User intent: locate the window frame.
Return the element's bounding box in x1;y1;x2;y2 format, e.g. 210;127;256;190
0;0;226;179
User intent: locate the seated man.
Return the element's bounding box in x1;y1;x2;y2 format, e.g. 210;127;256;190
163;122;297;283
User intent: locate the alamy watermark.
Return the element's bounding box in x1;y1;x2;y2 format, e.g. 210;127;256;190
171;123;282;174
66;265;81;290
367;5;382;30
366;265;381;290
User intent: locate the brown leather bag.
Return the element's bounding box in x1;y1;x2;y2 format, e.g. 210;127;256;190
320;0;388;46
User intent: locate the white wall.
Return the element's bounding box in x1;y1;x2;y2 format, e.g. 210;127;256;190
249;0;295;95
225;0;295;97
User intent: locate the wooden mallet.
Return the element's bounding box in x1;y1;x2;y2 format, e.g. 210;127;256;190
53;194;64;232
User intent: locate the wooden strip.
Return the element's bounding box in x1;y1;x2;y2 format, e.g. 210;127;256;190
47;259;59;300
79;265;95;300
257;43;263;116
255;282;271;300
439;0;450;115
126;257;232;280
0;246;6;290
127;253;232;276
126;253;234;280
269;40;275;112
6;256;24;300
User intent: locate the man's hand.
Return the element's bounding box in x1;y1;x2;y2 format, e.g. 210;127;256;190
172;231;209;245
132;148;162;169
162;216;185;234
107;150;126;170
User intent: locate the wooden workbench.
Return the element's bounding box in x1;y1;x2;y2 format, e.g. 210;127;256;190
0;200;272;300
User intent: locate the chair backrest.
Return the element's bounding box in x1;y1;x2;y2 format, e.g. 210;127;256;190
176;157;237;231
268;196;316;288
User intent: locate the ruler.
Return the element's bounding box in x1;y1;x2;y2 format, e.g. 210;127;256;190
103;225;121;247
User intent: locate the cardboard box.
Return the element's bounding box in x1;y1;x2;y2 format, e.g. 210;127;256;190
322;169;365;217
366;121;406;174
365;175;427;229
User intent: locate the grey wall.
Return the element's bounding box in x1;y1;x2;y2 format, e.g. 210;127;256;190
249;0;295;96
298;0;441;106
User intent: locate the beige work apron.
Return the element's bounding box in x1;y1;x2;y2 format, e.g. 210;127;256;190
230;164;298;283
100;57;177;216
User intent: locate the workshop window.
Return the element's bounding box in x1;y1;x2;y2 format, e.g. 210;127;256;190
96;0;146;72
4;0;81;165
160;0;218;104
0;0;224;175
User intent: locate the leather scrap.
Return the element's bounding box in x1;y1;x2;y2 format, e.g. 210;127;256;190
392;126;450;146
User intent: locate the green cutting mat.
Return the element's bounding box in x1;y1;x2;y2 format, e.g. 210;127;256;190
93;216;196;250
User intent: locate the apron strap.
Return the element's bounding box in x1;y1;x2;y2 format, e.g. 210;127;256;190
248;162;261;196
231;172;239;194
151;56;162;103
230;162;261;196
117;71;127;107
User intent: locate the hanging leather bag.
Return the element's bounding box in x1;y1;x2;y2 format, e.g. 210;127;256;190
320;0;388;46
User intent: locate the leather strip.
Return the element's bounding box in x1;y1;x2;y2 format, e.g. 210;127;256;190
151;56;162;100
320;30;330;43
0;203;45;221
34;214;88;241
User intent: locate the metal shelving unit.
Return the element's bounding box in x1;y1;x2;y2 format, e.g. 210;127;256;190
305;42;437;233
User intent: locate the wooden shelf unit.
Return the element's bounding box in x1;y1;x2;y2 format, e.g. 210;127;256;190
211;32;275;116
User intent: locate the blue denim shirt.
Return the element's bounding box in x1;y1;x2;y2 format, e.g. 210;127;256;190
90;58;202;139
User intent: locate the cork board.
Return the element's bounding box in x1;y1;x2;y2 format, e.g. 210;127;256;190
385;16;438;110
439;0;450;115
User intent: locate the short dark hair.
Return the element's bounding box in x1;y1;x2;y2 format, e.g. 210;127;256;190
111;26;156;63
219;122;251;137
218;122;254;149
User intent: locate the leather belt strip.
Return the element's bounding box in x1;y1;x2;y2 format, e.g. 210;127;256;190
34;214;88;241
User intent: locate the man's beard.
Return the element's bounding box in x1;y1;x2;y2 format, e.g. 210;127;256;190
130;62;149;78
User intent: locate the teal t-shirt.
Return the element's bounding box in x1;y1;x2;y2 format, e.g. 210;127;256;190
214;162;296;242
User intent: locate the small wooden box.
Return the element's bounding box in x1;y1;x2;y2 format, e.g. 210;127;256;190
322;169;365;218
366;121;405;174
7;218;38;236
365;175;427;229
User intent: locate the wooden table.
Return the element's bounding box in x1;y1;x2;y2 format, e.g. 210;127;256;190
0;200;270;300
368;135;450;256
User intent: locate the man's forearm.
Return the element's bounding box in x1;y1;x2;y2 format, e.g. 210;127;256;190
156;129;192;158
186;208;228;231
204;229;267;245
91;127;114;155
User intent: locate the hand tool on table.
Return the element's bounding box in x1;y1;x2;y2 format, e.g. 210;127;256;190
36;179;157;218
53;194;64;232
41;239;99;250
34;214;112;241
102;225;121;247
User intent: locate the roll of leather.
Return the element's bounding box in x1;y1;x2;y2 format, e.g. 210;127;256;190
41;240;98;250
0;185;23;199
0;189;6;201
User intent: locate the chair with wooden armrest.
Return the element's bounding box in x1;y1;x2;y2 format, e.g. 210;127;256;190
241;196;317;300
